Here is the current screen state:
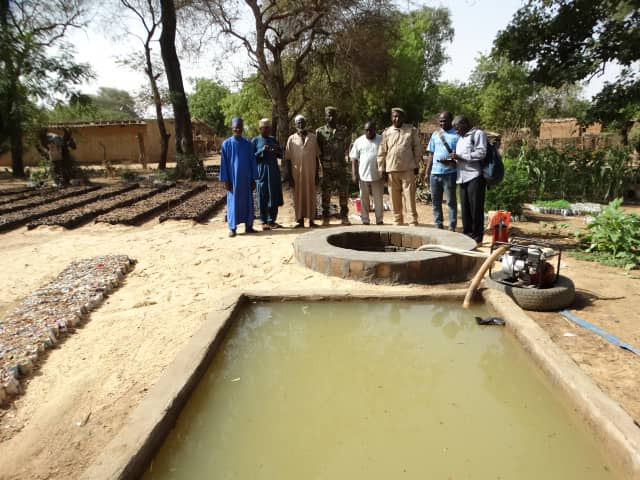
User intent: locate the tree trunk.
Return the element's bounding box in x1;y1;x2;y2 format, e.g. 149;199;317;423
144;40;170;170
9;120;24;178
158;120;170;170
1;0;24;178
621;122;631;146
159;0;193;157
269;79;290;148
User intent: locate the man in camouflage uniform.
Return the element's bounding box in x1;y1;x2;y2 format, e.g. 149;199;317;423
316;106;351;226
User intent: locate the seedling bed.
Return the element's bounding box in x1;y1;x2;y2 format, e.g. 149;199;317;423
0;184;137;233
0;255;135;406
96;184;206;225
0;186;34;196
0;188;54;207
27;186;168;230
0;185;99;215
159;183;226;222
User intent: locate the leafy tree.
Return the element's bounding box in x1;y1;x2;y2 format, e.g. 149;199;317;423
0;0;92;177
47;89;139;122
430;81;480;126
195;0;398;145
285;6;453;129
119;0;172;169
159;0;195;170
90;87;139;118
188;78;230;136
587;70;640;143
494;0;640;141
536;84;590;122
470;55;540;132
388;7;453;122
453;55;589;134
219;75;271;138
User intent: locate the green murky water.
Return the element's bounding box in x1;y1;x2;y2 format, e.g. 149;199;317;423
144;302;621;479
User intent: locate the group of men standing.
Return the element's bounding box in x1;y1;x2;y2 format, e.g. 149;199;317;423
220;106;488;244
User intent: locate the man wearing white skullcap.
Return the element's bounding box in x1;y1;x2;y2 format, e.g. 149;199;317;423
252;118;284;230
285;115;322;228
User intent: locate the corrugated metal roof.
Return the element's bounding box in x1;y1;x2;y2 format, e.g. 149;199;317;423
539;118;577;123
47;120;147;128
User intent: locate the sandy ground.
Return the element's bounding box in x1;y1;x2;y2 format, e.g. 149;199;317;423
0;187;638;479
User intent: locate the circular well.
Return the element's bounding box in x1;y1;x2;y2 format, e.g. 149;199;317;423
293;226;483;284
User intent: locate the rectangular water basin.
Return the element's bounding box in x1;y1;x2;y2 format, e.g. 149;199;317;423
83;291;640;479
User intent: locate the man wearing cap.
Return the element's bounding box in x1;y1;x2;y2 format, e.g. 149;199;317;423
220;117;259;237
252;118;284;230
285;115;322;228
316;106;351;226
377;107;422;226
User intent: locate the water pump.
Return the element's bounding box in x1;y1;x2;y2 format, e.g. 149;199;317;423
490;237;562;288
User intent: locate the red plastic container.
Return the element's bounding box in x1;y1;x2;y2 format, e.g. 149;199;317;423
490;211;511;244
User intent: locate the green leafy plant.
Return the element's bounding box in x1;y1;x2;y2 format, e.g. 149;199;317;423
154;168;177;183
630;128;640;153
176;153;206;180
516;143;637;203
539;221;572;236
120;169;140;182
485;157;531;215
575;198;640;269
29;159;53;185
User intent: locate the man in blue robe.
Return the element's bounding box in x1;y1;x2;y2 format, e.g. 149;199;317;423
252;118;284;230
220;117;259;237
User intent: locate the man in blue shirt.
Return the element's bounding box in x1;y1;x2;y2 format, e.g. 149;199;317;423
220;117;259;237
425;111;459;231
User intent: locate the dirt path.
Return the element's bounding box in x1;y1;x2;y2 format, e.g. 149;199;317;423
0;193;638;479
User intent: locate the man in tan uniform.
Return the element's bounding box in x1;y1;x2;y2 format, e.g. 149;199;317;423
377;107;422;225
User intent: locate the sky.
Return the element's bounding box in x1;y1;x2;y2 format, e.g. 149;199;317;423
69;0;616;100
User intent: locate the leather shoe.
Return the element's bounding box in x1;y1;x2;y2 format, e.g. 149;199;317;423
228;229;236;237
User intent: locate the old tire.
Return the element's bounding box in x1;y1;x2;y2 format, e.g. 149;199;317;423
484;271;576;311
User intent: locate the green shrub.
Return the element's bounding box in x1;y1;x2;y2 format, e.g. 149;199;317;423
575;198;640;269
120;169;140;182
485;157;531;215
154;168;177;183
176;153;206;180
516;143;637;203
630;129;640;153
30;158;52;182
533;199;571;209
